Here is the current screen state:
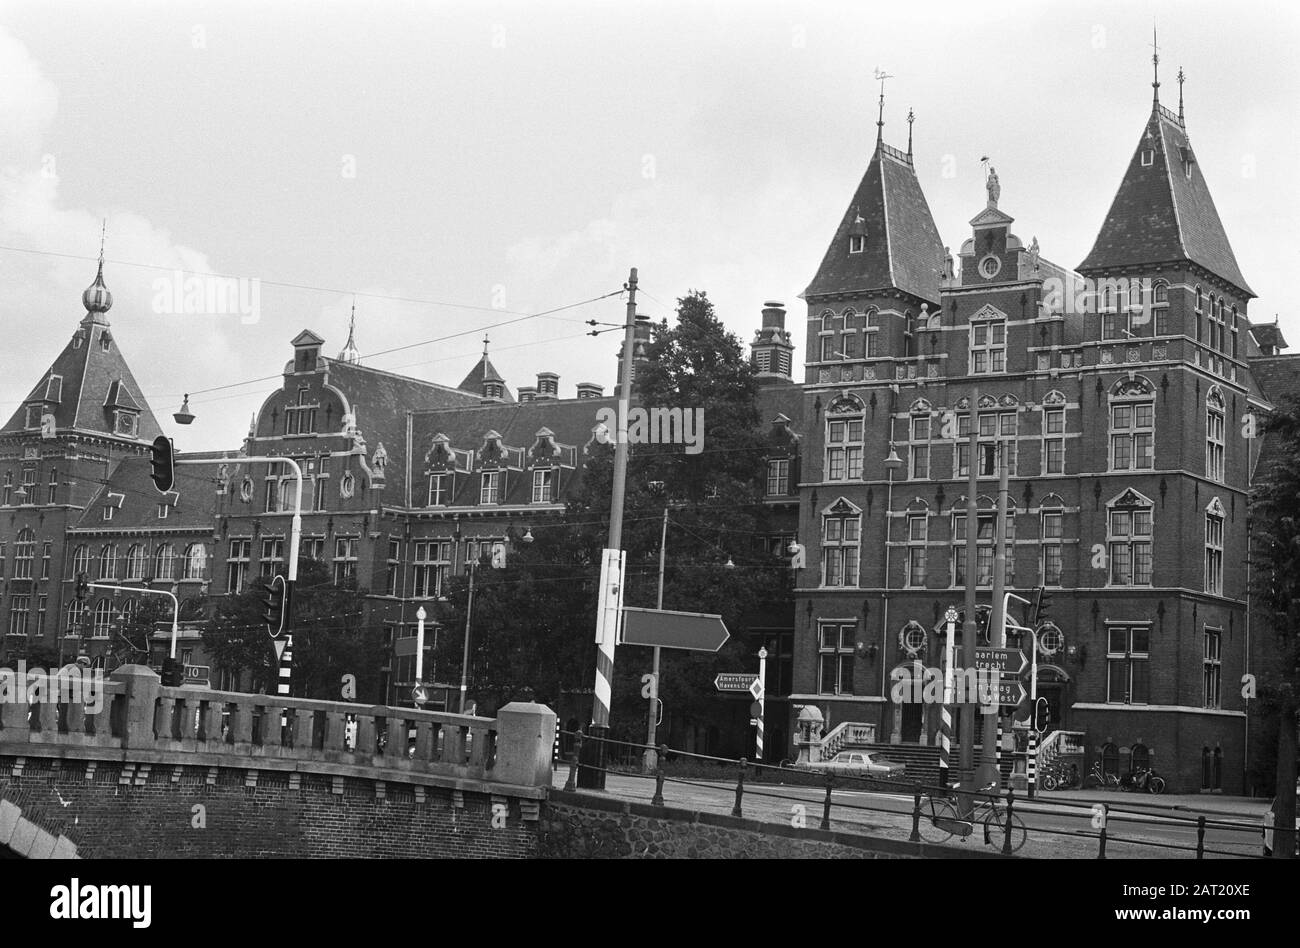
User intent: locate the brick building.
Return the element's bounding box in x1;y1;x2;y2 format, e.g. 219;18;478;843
791;76;1278;792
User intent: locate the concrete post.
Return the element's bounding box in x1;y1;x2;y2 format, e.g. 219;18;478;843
494;702;557;788
109;664;160;750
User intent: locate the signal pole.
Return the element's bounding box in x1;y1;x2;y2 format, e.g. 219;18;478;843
643;507;668;772
957;389;980;818
580;267;639;790
977;437;1011;787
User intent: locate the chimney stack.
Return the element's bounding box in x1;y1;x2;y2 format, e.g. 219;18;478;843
517;385;537;402
535;372;559;400
576;382;604;400
751;301;794;382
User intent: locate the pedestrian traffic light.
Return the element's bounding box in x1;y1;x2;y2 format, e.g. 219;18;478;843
161;657;184;687
1033;696;1050;733
149;435;175;493
261;575;287;635
75;572;89;601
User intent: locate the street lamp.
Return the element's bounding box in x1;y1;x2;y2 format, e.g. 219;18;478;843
880;442;903;725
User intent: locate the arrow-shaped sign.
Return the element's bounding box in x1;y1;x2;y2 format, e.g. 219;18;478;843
993;679;1027;706
622;607;730;652
973;646;1028;675
715;673;759;692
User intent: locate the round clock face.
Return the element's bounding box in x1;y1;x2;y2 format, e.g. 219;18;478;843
979;255;1002;279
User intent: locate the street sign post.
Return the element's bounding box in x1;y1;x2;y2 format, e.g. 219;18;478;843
973;646;1028;675
622;607;730;652
714;672;760;692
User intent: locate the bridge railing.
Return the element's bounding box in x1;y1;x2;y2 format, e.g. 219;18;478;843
0;665;555;789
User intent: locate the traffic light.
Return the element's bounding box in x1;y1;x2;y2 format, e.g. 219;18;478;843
261;575;287;635
161;656;184;687
1032;586;1053;627
149;435;175;493
975;605;992;645
1033;696;1051;733
75;572;89;601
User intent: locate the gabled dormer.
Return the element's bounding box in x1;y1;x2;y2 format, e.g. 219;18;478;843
291;330;325;374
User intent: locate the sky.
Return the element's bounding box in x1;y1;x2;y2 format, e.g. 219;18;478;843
0;0;1296;451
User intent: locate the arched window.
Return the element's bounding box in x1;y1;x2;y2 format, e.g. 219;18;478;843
1153;281;1168;303
67;600;87;634
72;544;90;576
1195;285;1203;312
1101;742;1120;777
1206;387;1225;482
121;598;141;625
182;543;207;581
92;599;113;638
125;543;147;580
865;307;880;357
13;528;34;579
1130;743;1150;773
97;543;117;580
821;311;836;333
155;543;175;581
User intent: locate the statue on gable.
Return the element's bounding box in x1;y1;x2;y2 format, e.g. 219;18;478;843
1028;236;1041;272
986;166;1000;207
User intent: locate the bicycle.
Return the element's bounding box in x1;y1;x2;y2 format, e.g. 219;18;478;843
918;783;1027;852
1084;762;1120;789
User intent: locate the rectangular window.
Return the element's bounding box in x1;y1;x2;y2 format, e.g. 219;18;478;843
970;320;1006;375
532;468;554;504
822;513;861;587
1107;625;1151;704
906;514;927;587
1203;628;1222;709
40;542;51;579
1205;514;1224;595
333;537;358;585
1043;408;1065;475
1041;511;1063;586
226;538;251;594
157;503;169;519
909;416;930;479
480;471;501;505
259;537;284;579
1155;309;1169;336
1109;508;1153;586
413;540;452;599
1206;405;1225;482
766;459;790;496
1110;402;1155;471
36;596;47;637
817;623;856;695
2;472;10;506
952;512;1003;587
47;468;57;505
314;457;330;511
428;472;450;507
825;419;864;481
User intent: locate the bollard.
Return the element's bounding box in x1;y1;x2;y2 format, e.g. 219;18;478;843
1196;815;1206;859
1098;803;1108;859
652;743;667;807
1002;789;1016;855
732;758;746;818
821;774;834;831
909;789;923;843
564;732;582;791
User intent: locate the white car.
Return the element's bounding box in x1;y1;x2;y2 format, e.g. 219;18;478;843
805;750;906;778
1263;779;1300;856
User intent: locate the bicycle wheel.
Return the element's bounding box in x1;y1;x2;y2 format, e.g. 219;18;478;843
917;799;960;844
1085;773;1103;789
1148;775;1166;794
1105;773;1121;788
1041;774;1059;792
984;809;1028;852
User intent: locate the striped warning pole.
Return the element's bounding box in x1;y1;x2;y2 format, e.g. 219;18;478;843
755;647;768;762
938;608;958;787
553;725;562;769
276;634;293;731
995;719;1003;787
1027;729;1038;797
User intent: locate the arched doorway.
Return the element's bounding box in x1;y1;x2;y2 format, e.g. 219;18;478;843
1035;664;1070;732
890;660;927;744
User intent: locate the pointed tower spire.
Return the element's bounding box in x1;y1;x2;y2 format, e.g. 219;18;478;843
1150;24;1161;108
1177;66;1185;122
81;219;113;323
873;67;893;146
906;108;915;159
337;296;361;364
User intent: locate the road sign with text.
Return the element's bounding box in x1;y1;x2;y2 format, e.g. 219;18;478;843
715;673;760;693
973;647;1028;675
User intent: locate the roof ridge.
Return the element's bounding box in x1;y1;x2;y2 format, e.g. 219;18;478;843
878;142;897;293
326;356;479;398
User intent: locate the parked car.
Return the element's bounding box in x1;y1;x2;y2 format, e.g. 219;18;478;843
1263;779;1300;856
804;750;906;779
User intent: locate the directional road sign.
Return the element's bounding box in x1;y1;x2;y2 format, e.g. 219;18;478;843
973;646;1028;675
994;679;1027;706
411;684;430;707
622;607;730;652
715;672;760;693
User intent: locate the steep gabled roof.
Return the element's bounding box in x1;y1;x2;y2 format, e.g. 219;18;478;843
457;353;514;401
1079;104;1253;297
71;454;224;532
805;143;944;304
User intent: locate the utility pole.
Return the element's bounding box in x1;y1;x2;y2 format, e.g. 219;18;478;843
977;437;1011;787
957;389;980;818
459;562;476;714
643;507;668;772
580;267;638;789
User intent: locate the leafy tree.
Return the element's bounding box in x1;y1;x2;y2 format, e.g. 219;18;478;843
1251;395;1300;857
112;597;172;669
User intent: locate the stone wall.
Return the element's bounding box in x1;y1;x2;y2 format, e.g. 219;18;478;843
539;789;1005;859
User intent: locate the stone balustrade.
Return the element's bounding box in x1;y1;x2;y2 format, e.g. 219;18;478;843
0;665;555;791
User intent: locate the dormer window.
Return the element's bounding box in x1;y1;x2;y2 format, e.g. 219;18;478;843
1140;149;1154;167
848;234;865;254
24;405;42;430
